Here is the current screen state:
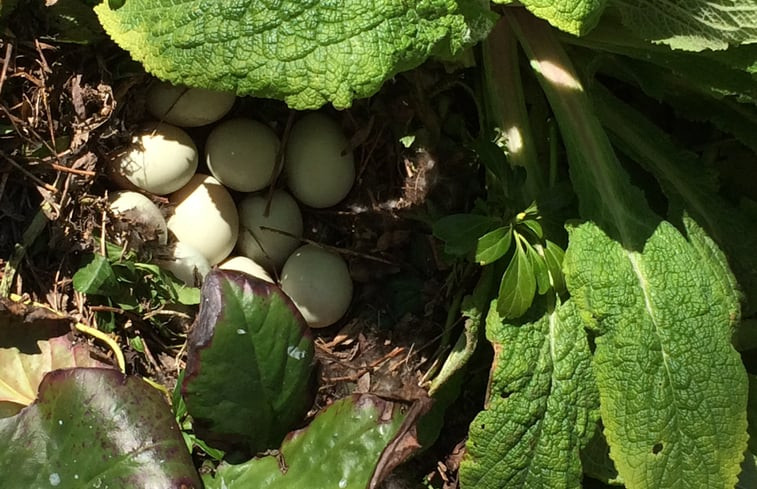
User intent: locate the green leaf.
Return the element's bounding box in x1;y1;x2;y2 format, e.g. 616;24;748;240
204;395;420;489
527;243;551;295
182;270;315;455
434;214;500;257
475;226;513;265
519;218;544;239
563;219;748;489
543;239;566;293
512;12;748;488
580;49;757;153
591;84;757;314
0;368;200;488
460;299;600;489
94;0;495;109
496;0;608;36
612;0;757;50
72;254;120;295
496;237;536;318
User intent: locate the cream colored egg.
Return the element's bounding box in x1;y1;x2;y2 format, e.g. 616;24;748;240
112;122;198;195
205;118;280;192
280;245;353;328
108;191;168;244
237;190;303;269
155;242;210;286
219;256;273;283
285;113;355;208
167;174;239;266
146;81;236;127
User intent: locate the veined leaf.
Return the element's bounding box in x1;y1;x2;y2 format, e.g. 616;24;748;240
460;299;599;489
612;0;757;51
95;0;495;109
476;226;513;265
494;0;608;36
592;84;757;315
496;237;536;318
564;219;747;489
512;11;748;488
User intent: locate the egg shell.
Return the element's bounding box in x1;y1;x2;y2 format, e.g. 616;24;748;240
285;113;355;208
237;190;303;269
168;174;239;266
219;256;273;283
155;242;210;286
280;244;353;328
146;81;236;127
205;118;280;192
112;122;198;195
108;191;168;244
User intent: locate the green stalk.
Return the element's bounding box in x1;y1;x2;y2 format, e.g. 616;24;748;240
481;17;546;202
507;9;656;247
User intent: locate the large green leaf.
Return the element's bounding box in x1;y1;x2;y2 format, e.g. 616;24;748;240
182;269;315;455
0;368;200;488
591;85;757;315
612;0;757;50
495;0;608;36
511;10;748;488
564;219;747;489
204;394;421;489
460;299;599;489
95;0;494;109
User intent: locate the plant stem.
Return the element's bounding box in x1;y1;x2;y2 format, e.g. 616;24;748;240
481;17;546;202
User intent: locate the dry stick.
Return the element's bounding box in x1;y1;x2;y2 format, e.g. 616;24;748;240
34;39;62;167
0;150;57;193
0;42;13;95
324;346;405;383
259;224;397;265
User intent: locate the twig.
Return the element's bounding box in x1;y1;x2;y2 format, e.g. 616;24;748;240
0;42;12;96
0;150;57;193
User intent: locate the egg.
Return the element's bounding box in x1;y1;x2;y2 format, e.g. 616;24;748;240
285;113;355;208
218;256;273;283
205;118;280;192
237;190;303;269
280;245;353;328
112;122;198;195
146;81;236;127
108;190;168;244
155;242;210;286
167;174;239;266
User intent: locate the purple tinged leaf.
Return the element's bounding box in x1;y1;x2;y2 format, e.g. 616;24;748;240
182;270;315;456
0;367;200;488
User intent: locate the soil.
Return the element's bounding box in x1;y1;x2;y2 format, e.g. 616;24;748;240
0;5;489;488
